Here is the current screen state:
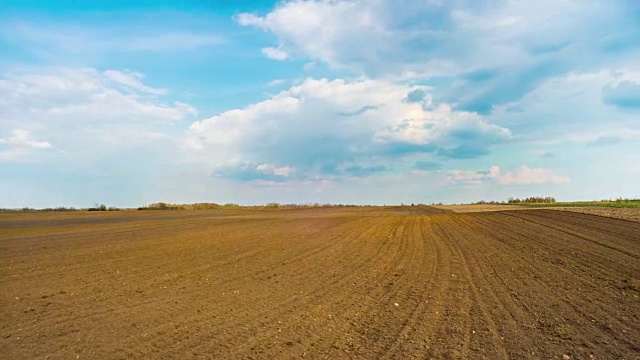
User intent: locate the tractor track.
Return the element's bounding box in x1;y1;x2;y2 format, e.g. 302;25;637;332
1;207;638;359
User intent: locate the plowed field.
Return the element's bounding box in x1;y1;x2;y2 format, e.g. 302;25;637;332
1;207;639;359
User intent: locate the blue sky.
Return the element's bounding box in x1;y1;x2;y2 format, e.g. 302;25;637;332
1;0;639;208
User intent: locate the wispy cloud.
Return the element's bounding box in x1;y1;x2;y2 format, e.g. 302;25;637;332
261;46;288;61
588;135;623;147
103;70;167;95
1;20;224;54
602;80;640;109
0;67;196;163
0;129;52;149
498;166;570;185
0;129;52;162
447;165;569;186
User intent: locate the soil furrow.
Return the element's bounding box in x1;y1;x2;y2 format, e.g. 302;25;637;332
2;207;638;359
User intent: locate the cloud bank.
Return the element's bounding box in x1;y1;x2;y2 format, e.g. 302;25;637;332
186;78;511;181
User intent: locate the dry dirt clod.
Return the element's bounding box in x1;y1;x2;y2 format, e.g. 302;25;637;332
562;354;571;360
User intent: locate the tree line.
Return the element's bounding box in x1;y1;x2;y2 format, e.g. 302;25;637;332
507;196;557;204
137;202;361;210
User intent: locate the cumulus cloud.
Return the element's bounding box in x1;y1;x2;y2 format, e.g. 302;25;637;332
447;165;569;186
374;104;510;157
186;78;511;181
490;69;640;144
237;0;639;113
238;0;611;73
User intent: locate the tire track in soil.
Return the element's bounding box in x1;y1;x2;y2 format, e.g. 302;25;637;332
445;214;564;359
226;216;411;359
431;215;512;359
1;207;639;359
3;215;357;358
112;216;395;358
352;217;428;357
503;210;639;259
0;217;292;340
459;212;640;358
377;216;441;359
448;216;584;359
423;217;474;359
105;218;367;357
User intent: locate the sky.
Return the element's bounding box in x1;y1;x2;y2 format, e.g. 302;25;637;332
1;0;639;208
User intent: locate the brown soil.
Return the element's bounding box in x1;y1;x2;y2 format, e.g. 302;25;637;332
1;207;639;359
554;207;640;222
433;204;528;213
437;204;640;222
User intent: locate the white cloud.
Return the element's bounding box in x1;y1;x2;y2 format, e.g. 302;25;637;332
238;0;392;72
237;0;627;76
261;47;289;61
490;69;640;144
0;68;196;124
238;0;639;115
273;166;294;176
186;78;510;180
374;104;510;145
447;166;500;185
0;67;196;162
0;129;52;149
257;163;295;177
103;70;167;95
447;165;569;186
255;163;271;173
0;129;52;162
498;166;570;185
234;13;264;27
267;79;286;87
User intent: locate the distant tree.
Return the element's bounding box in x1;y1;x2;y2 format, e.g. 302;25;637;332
507;196;556;204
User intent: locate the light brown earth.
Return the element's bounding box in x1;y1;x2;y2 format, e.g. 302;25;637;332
433;204;528;213
1;207;639;359
437;204;640;222
553;207;640;223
